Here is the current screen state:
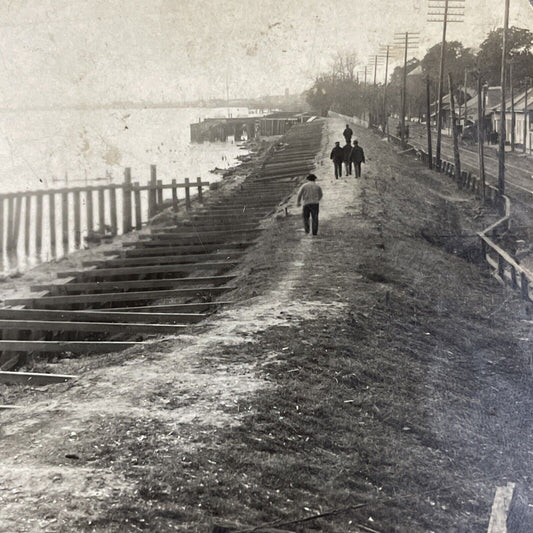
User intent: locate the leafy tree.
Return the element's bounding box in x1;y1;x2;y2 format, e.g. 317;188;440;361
421;40;476;97
477;26;533;86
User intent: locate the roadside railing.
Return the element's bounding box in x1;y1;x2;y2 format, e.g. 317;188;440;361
327;111;533;302
408;143;532;303
0;165;209;262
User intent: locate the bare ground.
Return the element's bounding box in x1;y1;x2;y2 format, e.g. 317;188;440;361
0;118;532;532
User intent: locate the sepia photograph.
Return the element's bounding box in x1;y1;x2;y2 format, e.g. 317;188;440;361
0;1;532;531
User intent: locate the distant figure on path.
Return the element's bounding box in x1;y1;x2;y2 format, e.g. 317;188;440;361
343;124;353;143
343;141;354;176
296;174;323;236
351;140;366;178
330;141;344;179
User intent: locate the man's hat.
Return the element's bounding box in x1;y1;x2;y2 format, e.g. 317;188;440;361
306;174;317;181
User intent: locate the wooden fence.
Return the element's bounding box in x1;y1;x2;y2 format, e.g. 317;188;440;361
0;164;209;261
402;139;533;303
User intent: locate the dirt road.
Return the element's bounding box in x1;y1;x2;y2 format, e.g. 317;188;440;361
0;117;531;532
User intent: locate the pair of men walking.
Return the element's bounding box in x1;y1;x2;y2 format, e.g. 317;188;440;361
330;137;365;178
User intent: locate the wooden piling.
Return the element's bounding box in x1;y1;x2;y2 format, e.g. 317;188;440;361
110;187;117;236
86;189;94;235
122;168;132;234
62;191;69;248
521;272;530;301
12;195;22;251
133;182;142;230
171;179;178;211
149;165;157;218
196;177;204;203
36;193;43;255
6;196;14;250
185;178;191;210
156;179;163;206
49;192;56;257
0;197;4;255
98;186;105;233
73;189;81;248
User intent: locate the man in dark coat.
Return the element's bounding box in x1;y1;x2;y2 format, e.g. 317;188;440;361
330;141;344;179
350;140;366;178
343;141;354;176
343;124;353;143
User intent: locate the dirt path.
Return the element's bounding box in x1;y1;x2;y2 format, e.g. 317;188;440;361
1;118;532;532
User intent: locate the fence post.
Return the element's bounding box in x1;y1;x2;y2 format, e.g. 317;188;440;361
184;178;191;210
36;192;43;254
156;179;163;206
62;191;69;249
497;255;505;280
122;168;132;234
520;272;530;301
110;187;118;236
149;165;157;218
510;265;518;288
98;186;105;234
73;189;81;248
133;182;142;230
196;177;204;204
23;194;30;256
12;195;22;252
49;192;56;256
6;196;14;250
0;197;4;256
171;179;178;211
86;189;94;235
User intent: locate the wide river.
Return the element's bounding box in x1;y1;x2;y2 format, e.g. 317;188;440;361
0;106;254;273
0;106;251;193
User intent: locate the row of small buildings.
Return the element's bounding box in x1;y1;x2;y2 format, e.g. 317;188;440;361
438;85;533;151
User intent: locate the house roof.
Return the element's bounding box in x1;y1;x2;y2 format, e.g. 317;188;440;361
491;86;533;113
463;86;502;122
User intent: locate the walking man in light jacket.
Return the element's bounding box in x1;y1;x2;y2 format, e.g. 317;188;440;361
296;174;323;236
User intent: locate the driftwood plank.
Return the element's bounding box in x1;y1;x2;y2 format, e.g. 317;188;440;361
0;340;142;353
56;261;238;279
0;319;187;334
0;308;205;324
5;286;234;307
0;371;76;385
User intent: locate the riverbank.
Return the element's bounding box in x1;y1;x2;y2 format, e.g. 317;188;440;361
0;117;531;532
0;135;274;306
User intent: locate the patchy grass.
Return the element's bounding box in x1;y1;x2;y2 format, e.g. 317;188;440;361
1;120;532;532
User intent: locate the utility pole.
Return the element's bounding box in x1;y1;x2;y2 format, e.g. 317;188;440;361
428;0;465;169
510;61;515;151
463;68;470;130
383;45;390;135
401;32;408;145
367;55;384;127
498;0;510;198
477;73;486;200
393;31;420;145
449;73;461;182
426;76;433;169
377;44;393;134
524;77;530;154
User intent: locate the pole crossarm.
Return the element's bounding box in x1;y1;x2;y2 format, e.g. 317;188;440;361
392;31;420;145
428;0;466;168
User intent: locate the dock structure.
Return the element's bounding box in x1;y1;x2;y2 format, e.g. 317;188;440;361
189;112;313;143
0;119;324;387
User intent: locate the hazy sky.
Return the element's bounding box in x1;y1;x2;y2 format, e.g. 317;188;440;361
1;0;533;106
